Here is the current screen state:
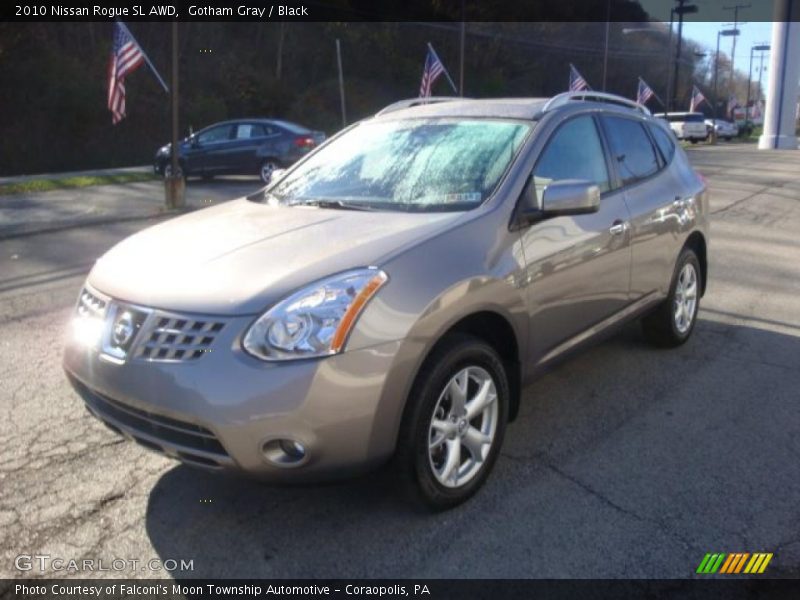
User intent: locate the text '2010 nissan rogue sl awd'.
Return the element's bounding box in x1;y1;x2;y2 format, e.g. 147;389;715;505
64;92;709;510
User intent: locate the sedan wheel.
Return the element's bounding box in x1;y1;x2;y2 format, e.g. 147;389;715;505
395;333;508;510
163;163;184;179
260;160;279;184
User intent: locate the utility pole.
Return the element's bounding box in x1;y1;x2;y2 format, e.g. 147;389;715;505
746;43;770;121
723;4;750;85
165;21;184;209
601;0;611;91
665;10;675;112
459;0;465;96
276;22;285;80
713;28;739;143
671;0;698;109
756;47;767;104
335;39;346;128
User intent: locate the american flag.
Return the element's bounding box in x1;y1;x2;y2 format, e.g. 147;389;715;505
107;22;144;124
419;47;445;98
689;85;707;112
569;64;590;92
636;78;655;105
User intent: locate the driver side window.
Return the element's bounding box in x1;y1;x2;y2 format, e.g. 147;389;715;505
533;116;610;204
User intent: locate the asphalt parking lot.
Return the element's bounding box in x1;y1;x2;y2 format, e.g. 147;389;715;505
0;145;798;579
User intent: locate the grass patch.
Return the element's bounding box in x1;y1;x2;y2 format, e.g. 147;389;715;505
0;172;157;195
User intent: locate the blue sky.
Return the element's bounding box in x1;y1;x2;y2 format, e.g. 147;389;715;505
636;0;775;76
682;21;774;66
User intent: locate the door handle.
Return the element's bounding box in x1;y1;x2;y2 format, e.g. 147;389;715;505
609;220;629;236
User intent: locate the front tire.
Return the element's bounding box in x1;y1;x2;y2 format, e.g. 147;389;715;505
395;334;509;510
163;162;185;180
641;248;701;347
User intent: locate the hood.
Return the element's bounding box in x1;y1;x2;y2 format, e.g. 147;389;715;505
89;198;461;315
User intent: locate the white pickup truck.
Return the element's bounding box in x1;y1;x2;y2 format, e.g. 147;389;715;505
657;112;709;143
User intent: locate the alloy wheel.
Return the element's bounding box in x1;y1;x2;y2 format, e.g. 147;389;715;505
673;263;698;334
260;161;278;183
428;366;499;488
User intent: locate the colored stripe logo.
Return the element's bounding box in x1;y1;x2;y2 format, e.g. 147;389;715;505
696;553;773;574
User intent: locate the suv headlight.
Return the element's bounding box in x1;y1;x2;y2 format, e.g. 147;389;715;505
242;268;388;361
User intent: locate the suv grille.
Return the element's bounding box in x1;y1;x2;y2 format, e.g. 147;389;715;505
75;287;227;363
132;316;225;362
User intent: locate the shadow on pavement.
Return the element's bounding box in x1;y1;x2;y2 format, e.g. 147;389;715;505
144;318;800;578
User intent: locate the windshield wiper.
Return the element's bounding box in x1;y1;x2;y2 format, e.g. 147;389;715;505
290;199;375;211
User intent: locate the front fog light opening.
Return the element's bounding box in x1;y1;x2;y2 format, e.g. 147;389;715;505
262;438;308;467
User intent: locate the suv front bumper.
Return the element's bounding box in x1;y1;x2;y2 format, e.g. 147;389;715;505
63;312;403;481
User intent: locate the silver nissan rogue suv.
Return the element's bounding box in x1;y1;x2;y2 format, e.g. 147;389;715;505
64;92;709;509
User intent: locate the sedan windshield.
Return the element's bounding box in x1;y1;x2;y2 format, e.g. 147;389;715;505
268;118;531;212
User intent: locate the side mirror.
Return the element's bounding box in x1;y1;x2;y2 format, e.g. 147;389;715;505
541;179;600;217
514;178;600;228
189;134;200;148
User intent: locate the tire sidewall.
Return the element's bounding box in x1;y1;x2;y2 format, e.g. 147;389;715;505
405;338;509;509
667;250;701;343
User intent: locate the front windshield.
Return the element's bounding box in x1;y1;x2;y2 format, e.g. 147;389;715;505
268;118;531;212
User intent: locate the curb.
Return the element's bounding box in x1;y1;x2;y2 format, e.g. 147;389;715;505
0;208;195;241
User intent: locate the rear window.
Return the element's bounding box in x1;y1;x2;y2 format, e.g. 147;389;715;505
236;124;267;139
602;116;660;187
684;114;705;123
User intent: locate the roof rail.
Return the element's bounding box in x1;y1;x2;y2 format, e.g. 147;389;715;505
375;96;467;116
540;91;651;116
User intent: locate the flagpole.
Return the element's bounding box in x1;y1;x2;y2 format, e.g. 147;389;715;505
117;20;169;94
335;39;347;128
428;43;458;95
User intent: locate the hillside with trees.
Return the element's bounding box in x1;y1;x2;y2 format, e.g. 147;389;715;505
0;8;755;175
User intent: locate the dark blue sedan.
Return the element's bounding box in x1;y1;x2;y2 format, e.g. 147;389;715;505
154;119;326;183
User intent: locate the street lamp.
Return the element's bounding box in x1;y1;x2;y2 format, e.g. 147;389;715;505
746;43;770;123
712;28;740;143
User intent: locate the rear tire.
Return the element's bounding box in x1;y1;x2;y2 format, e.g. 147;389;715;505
259;159;280;184
641;248;701;347
394;333;508;511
